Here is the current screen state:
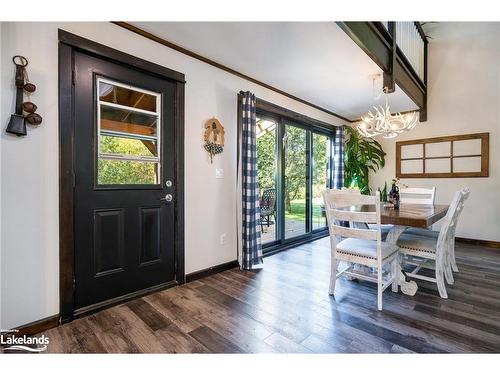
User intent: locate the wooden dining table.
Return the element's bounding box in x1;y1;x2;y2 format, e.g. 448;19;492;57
380;203;449;243
349;203;449;240
345;203;449;295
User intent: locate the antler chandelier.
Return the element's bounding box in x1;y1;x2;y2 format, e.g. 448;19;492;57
356;75;419;139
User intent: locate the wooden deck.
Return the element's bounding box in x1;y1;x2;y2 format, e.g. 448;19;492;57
261;219;326;243
37;237;500;353
261;220;305;243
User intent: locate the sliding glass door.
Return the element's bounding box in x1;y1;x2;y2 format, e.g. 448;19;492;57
312;133;331;230
284;124;308;239
256;110;335;252
256;116;278;244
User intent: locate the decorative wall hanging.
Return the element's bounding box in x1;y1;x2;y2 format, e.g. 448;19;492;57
396;132;489;178
203;117;225;163
6;56;43;137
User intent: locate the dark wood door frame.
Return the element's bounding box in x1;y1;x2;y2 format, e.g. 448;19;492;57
59;29;185;323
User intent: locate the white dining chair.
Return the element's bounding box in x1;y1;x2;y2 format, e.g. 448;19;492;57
400;187;436;205
447;189;470;272
371;186;436;237
404;189;470;274
323;189;400;311
388;186;436;236
396;189;468;299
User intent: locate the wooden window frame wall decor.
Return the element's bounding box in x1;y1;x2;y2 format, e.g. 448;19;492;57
396;132;489;178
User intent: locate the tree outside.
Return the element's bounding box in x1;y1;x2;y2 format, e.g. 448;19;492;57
312;133;329;228
284;126;307;215
256;128;276;192
256;125;329;231
98;136;159;185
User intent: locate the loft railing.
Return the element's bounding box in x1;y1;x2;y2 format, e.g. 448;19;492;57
381;22;427;83
395;22;426;82
337;21;428;121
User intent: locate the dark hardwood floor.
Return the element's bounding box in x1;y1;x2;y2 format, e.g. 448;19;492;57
40;237;500;353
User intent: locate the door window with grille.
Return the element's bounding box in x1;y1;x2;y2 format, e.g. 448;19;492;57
97;77;162;185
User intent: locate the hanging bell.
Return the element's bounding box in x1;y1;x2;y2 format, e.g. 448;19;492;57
6;114;27;136
23;82;36;93
22;101;37;113
25;112;43;126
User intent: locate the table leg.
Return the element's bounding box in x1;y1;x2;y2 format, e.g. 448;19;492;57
385;225;407;244
386;225;418;296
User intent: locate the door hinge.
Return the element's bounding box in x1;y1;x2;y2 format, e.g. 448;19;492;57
71;69;76;85
73;172;76;188
72;276;76;290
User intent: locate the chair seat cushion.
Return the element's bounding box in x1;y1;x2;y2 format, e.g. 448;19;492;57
336;238;398;260
403;227;438;238
397;233;437;253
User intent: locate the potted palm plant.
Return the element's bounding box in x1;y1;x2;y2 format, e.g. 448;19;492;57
344;126;386;194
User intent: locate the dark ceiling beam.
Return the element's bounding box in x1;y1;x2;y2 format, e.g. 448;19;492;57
112;21;353;123
336;22;427;122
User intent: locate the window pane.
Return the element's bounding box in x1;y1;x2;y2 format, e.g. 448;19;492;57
99;80;157;112
425;158;451;173
284;125;307;239
98;159;159;185
256;117;277;244
401;159;423;174
100;104;158;139
425;142;451;158
453;139;482;156
97;78;161;186
453;156;482;173
401;144;423;159
312;133;329;230
100;135;157;157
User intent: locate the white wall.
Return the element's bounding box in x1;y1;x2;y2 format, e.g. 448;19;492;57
369;22;500;242
0;22;345;329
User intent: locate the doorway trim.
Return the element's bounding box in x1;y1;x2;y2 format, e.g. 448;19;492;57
58;29;185;323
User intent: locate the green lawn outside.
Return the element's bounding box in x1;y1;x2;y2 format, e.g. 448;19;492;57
285;198;325;223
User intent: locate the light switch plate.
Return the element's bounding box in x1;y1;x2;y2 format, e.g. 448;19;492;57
220;233;227;245
215;168;224;179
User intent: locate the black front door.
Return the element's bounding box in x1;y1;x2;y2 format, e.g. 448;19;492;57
73;51;177;309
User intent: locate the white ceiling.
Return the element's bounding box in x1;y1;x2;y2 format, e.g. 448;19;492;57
131;22;418;121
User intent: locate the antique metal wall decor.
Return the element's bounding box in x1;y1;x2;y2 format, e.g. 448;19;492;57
203;117;225;163
6;56;43;136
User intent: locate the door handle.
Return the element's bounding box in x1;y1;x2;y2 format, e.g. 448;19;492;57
161;194;173;202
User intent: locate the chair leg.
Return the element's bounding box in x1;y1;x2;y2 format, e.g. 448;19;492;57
443;241;455;285
391;257;399;293
444;262;454;285
377;266;383;311
329;257;338;295
450;239;459;272
436;269;448;299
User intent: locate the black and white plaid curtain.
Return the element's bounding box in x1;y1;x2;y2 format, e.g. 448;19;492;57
332;126;345;189
237;91;263;270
